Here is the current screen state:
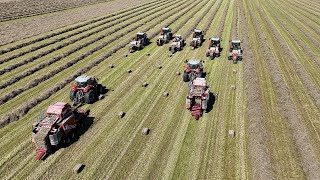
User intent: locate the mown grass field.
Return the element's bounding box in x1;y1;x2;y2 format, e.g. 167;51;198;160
0;0;319;179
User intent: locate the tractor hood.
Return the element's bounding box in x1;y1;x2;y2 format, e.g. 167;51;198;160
130;41;139;46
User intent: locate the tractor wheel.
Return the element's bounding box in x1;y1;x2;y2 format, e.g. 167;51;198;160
211;55;214;60
171;47;175;54
69;90;75;100
97;84;103;94
183;72;189;82
84;90;95;104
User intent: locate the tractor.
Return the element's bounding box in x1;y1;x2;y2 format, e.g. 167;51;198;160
129;32;148;53
190;29;204;49
183;59;204;82
228;40;243;64
32;102;89;160
185;78;210;120
169;34;185;54
206;37;221;60
69;75;104;106
156;27;173;46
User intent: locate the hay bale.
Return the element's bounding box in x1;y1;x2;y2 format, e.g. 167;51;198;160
146;53;150;56
73;164;85;174
176;72;181;75
118;111;125;118
168;54;172;57
127;70;132;73
124;54;128;57
109;64;114;68
158;65;162;69
163;92;169;97
231;85;236;90
142;83;148;87
229;130;235;137
233;69;237;74
142;128;150;135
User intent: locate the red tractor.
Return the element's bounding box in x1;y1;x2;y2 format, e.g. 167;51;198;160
228;40;243;64
190;29;204;49
69;75;104;106
185;78;210;120
157;27;173;46
169;34;185;54
183;59;204;82
32;102;89;160
129;32;149;53
206;37;221;60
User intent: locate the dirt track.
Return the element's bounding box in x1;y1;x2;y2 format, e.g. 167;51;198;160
0;0;151;45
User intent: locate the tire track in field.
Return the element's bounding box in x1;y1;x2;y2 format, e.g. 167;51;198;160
249;0;320;178
240;0;275;179
196;0;231;179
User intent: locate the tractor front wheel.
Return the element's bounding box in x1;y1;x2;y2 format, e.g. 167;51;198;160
84;90;95;104
183;72;189;82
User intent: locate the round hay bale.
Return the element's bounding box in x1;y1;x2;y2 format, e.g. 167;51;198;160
163;92;169;97
109;64;114;68
142;82;148;87
168;54;172;57
146;53;150;56
229;130;235;138
176;72;181;75
124;54;128;57
231;85;236;90
127;70;132;73
118;111;125;118
158;65;162;69
233;69;237;74
142;128;150;135
73;164;85;174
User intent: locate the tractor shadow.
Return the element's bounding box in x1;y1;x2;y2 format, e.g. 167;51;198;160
206;92;216;113
49;117;94;157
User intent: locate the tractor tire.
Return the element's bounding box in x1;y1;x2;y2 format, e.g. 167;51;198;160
97;84;103;94
84;90;95;104
183;72;189;82
69;90;75;100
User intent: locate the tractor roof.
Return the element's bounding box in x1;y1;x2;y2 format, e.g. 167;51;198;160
47;102;69;115
75;75;91;83
193;78;207;86
211;37;220;41
162;27;170;31
175;34;182;37
194;29;202;33
232;40;241;43
188;59;201;65
137;32;145;35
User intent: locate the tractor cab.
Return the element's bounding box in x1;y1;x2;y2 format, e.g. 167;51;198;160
209;37;221;47
135;32;147;41
173;34;182;42
73;75;96;89
186;60;203;71
230;40;241;51
161;27;171;35
193;29;203;38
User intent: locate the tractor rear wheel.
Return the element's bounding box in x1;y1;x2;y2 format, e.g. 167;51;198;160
69;90;75;100
183;72;189;82
84;90;95;104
